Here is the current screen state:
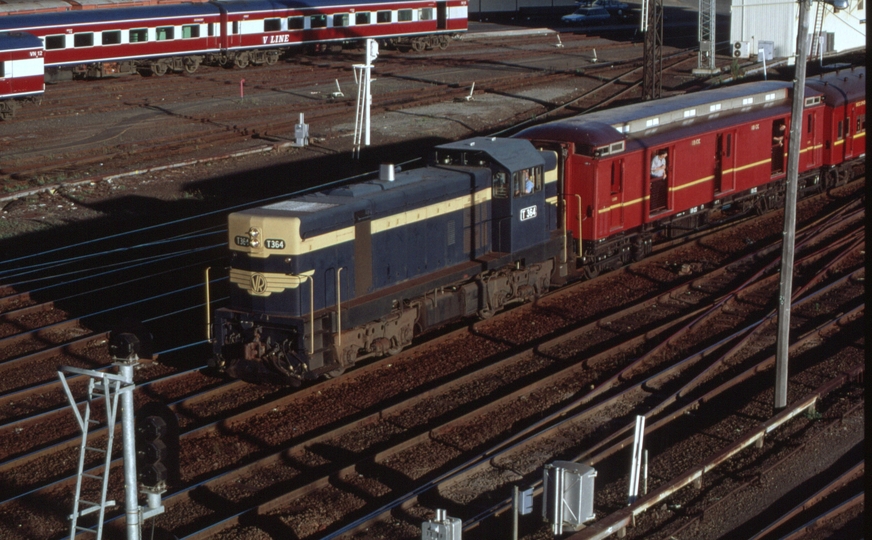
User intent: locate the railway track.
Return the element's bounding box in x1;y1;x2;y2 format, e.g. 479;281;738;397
0;175;861;538
0;33;703;190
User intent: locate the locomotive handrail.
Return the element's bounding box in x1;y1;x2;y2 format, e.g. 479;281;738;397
336;267;344;349
564;194;583;258
290;273;315;355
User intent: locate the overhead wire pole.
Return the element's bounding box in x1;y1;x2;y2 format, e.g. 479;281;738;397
774;0;846;410
641;0;663;100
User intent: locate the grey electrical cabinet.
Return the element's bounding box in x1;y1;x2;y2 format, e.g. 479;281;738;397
543;461;597;533
422;509;462;540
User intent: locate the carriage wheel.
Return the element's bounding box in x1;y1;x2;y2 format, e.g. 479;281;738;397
266;52;279;66
411;39;426;52
183;58;200;74
234;54;250;69
437;35;450;50
150;62;168;76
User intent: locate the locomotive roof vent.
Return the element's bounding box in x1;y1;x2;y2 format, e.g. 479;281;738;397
379;163;396;182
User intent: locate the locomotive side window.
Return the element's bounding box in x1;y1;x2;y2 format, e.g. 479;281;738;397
74;33;94;48
333;14;349;27
156;27;174;41
310;14;327;28
857;114;865;134
288;16;304;30
102;31;121;45
264;18;281;32
356;12;371;24
377;11;392;23
398;9;413;21
45;35;66;50
182;25;200;39
837;120;843;140
129;29;147;43
420;8;434;20
493;171;508;198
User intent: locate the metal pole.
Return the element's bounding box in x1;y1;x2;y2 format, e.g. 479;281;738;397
775;0;811;410
513;485;519;540
119;361;140;540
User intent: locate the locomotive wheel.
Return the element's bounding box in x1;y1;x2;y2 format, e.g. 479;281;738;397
150;62;168;76
412;39;426;52
325;366;346;378
437;35;450;50
583;265;600;280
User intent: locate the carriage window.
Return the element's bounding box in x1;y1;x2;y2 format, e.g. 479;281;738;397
310;14;327;28
0;63;4;77
208;23;215;37
45;35;66;50
129;29;147;43
492;171;508;198
232;21;240;34
858;114;866;134
156;27;174;40
420;8;434;20
182;25;200;39
264;18;281;32
102;31;121;45
74;33;94;47
288;16;304;30
377;10;392;23
356;12;371;24
333;14;349;27
398;9;413;21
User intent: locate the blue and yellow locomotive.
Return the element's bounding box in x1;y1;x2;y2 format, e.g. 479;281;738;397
212;137;569;385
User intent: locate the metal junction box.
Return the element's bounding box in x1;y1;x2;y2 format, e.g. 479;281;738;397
543;461;597;533
422;509;462;540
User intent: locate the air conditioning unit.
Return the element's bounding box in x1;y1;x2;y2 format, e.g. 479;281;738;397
733;41;751;58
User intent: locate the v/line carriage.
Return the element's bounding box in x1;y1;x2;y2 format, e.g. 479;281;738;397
210;67;865;385
0;0;468;117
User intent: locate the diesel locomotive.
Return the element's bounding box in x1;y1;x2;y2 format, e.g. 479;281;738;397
211;66;865;385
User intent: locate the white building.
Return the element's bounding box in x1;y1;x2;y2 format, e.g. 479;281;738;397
730;0;866;61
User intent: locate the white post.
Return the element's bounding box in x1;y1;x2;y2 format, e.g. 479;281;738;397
628;415;645;505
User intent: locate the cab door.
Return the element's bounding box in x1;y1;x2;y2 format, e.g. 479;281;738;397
608;159;624;231
491;166;547;253
715;130;736;193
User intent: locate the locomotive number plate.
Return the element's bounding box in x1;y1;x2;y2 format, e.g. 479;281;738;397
520;205;537;221
235;236;250;247
265;239;286;250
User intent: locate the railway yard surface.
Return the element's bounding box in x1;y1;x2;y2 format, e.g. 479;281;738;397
0;17;865;540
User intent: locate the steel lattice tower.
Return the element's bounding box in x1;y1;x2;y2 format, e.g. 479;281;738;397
642;0;663;100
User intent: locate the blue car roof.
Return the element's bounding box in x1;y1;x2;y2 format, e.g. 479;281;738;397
0;31;44;49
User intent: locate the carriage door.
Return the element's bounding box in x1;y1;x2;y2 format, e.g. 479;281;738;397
609;159;624;230
715;131;736;193
437;1;447;29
